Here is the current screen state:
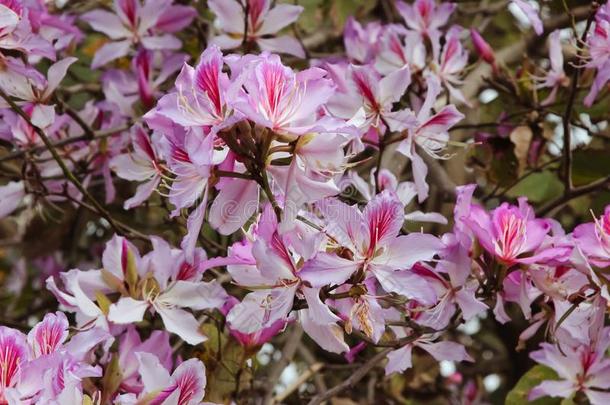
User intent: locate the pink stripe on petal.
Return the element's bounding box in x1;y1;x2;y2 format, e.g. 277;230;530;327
0;327;28;394
28;312;69;357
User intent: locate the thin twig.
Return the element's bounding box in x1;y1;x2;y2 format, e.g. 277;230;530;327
561;6;597;193
537;175;610;216
306;348;392;405
0;126;128;163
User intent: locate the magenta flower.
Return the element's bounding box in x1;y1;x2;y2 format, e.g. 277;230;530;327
106;236;228;345
117;327;172;394
0;326;28;403
232;52;336;135
151;45;231;130
583;15;610;106
529;336;610;404
300;190;444;305
463;198;570;265
535;30;569;105
385;333;472;374
430;27;469;105
81;0;195;68
326;63;412;134
470;28;495;66
208;0;304;57
394;75;464;202
0;0;55;58
120;353;207;405
343;17;384;63
374;26;426;75
110;125;163;209
222;205;349;353
395;0;456;39
573;205;610;266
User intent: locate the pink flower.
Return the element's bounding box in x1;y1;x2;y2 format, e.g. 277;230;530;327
573;205;610;266
394;75;464;202
529;334;610;404
0;326;28;403
430;27;469;105
299;190;444;305
208;0;304;57
343;17;384;63
535;30;569;105
463;197;571;265
385;333;472;374
374;25;426;75
106;236;228;345
222;204;348;353
395;0;456;39
583;17;610;106
110;125;163;209
232;52;336;136
81;0;196;68
124;353;206;405
151;45;232;130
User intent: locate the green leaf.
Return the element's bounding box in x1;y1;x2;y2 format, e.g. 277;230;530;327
505;365;562;405
507;171;564;204
572;150;610;187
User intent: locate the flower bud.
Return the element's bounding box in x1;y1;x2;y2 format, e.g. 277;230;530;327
470;29;495;65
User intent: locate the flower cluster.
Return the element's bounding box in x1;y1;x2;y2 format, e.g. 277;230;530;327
1;0;610;403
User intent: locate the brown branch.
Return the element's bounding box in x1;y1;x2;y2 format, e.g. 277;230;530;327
306;348;392;405
536;175;610;216
561;6;597;193
0;126;128;163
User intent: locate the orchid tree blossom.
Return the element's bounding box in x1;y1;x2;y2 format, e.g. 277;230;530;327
232;52;336;136
326;63;412;137
208;0;305;58
0;56;76;130
106;236;228;345
102;48;188;115
534;30;569;105
393;75;464;202
299;190;445;305
429;27;469;105
395;0;456;40
223;204;349;354
0;0;55;58
145;114;228;258
116;353;207;405
374;25;427;75
529;332;610;404
573;205;610;267
385;331;473;374
462;197;572;266
81;0;196;68
151;45;232;131
110;125;163;209
343;17;384;64
0;313;110;404
583;13;610;106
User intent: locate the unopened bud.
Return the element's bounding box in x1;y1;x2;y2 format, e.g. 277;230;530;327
470;29;496;66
